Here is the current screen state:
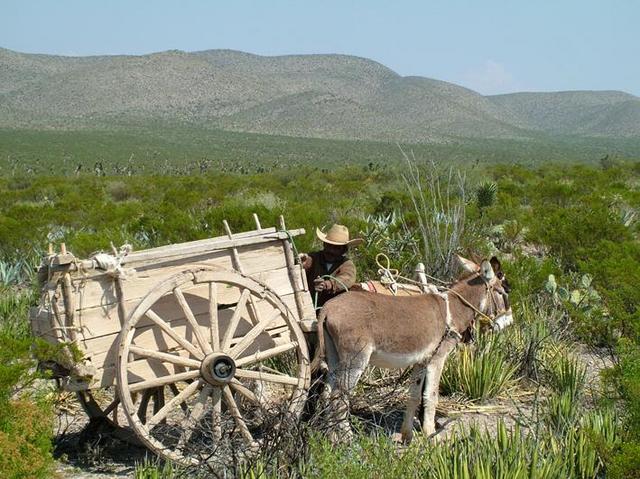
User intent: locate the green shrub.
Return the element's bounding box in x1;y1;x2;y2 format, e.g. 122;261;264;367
288;419;614;479
0;333;54;479
441;333;518;401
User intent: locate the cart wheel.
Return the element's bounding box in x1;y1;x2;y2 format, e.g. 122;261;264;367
116;268;310;465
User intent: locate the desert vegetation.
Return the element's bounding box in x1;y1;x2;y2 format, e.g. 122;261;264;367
1;155;640;478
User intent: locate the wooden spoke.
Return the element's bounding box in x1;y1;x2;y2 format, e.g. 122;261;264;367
209;282;219;352
221;288;251;351
246;295;262;326
129;370;201;393
227;310;281;359
129;345;202;369
222;385;254;445
234;368;299;386
235;342;298;368
146;380;201;429
177;384;212;449
211;386;222;441
169;383;189;413
144;308;204;360
173;287;212;355
229;379;260;404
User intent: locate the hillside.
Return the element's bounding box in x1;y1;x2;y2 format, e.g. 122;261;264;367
0;47;639;142
487;91;640;137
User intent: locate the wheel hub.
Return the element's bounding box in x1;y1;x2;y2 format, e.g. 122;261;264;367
201;353;236;385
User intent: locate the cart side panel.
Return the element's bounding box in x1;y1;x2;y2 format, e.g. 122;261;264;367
65;242;289;315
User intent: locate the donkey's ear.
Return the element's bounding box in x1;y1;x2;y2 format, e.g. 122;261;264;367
480;260;495;280
455;255;479;274
489;256;502;274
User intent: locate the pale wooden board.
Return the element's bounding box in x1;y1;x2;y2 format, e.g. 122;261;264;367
119;228;304;270
120;227;277;263
58;266;297;339
65;242;290;312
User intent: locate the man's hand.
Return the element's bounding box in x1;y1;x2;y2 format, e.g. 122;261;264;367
299;253;312;269
313;277;331;292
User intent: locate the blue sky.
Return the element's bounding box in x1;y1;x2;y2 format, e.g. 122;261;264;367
2;0;639;96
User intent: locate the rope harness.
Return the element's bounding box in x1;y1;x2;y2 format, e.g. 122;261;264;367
374;252;506;330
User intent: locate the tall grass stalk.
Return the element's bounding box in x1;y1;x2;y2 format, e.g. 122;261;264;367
401;150;467;280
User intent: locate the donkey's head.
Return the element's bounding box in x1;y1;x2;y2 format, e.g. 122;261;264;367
456;255;513;332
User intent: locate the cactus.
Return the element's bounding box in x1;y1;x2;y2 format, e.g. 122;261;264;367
545;273;604;314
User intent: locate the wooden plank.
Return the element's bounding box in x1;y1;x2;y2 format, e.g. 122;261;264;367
120;229;305;269
66;242;289;312
122;227;276;259
38;286;305;352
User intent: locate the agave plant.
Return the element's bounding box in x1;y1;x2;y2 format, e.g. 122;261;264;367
441;333;518;401
476;181;498;212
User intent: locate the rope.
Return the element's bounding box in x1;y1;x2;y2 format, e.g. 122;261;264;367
375;252;498;327
92;243;135;279
280;229;300;264
313;274;351;311
375;253;449;287
447;287;496;327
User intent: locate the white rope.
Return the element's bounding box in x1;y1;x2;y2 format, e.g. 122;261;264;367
92;243;135;279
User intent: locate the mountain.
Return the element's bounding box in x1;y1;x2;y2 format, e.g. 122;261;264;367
1;47;639;142
487;91;640;137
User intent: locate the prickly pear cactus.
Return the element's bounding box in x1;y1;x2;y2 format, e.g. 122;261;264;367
545;273;603;313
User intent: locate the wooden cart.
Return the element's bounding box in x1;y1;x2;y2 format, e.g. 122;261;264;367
30;216;316;464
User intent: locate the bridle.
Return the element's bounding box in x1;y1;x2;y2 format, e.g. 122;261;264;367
444;273;510;339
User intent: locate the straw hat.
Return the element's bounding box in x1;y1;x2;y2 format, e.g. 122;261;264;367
316;224;363;247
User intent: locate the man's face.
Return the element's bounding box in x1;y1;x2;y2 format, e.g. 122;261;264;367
322;242;347;262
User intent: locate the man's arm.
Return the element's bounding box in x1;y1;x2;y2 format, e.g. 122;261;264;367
323;260;356;292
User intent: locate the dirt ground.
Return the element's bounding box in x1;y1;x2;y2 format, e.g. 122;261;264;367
53;346;613;478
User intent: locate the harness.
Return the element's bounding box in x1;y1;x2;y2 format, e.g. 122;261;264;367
442;276;508;341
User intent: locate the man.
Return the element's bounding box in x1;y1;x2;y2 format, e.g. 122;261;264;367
300;224;363;309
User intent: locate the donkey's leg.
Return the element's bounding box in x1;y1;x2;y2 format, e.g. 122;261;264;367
328;347;371;442
400;364;427;444
421;337;458;436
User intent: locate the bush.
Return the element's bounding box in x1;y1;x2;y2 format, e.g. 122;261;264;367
0;333;54;479
0;287;55;479
440;333;518;401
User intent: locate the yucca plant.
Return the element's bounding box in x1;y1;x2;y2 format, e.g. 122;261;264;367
545;390;581;434
0;287;34;339
441;333;518;401
424;421;569;479
476;181;498;213
134;457;178;479
544;348;587;403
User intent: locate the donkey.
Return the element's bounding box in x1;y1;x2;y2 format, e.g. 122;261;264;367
311;257;512;443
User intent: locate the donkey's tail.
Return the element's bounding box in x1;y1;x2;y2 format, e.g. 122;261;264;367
310;307;328;373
